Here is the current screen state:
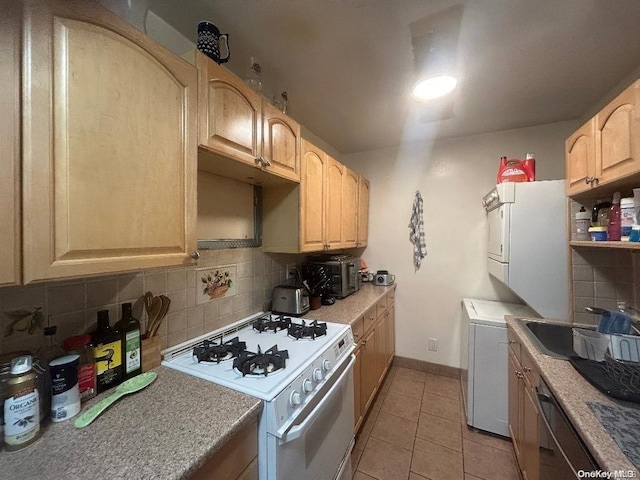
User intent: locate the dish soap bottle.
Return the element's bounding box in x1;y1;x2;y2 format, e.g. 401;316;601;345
4;355;41;451
608;192;622;241
91;310;123;393
115;303;142;380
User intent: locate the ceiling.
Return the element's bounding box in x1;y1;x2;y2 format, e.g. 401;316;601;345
149;0;640;155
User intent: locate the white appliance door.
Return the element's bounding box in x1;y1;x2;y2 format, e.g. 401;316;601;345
268;356;355;480
469;323;510;436
487;204;509;263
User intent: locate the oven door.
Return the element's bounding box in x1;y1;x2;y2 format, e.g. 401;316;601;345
266;355;355;480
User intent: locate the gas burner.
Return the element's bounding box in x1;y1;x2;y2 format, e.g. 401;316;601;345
233;345;289;377
288;320;327;340
193;336;246;363
252;314;292;333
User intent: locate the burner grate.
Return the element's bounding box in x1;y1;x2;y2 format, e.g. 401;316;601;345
193;336;246;363
252;313;292;333
233;345;289;376
288;319;327;340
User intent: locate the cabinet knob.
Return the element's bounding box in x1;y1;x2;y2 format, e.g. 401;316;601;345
263;159;272;167
585;177;592;185
508;340;517;345
523;366;531;373
190;251;200;259
515;371;524;379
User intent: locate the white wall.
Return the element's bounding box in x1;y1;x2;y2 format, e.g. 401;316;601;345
343;120;578;368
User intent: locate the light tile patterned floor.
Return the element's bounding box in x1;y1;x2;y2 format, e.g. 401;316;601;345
352;365;520;480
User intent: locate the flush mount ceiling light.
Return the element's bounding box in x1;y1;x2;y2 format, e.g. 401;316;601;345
412;74;457;100
410;6;463;102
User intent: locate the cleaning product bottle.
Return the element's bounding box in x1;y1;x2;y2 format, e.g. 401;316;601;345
608;192;622;241
91;310;123;393
4;355;41;451
524;152;536;181
115;303;142;380
575;206;591;241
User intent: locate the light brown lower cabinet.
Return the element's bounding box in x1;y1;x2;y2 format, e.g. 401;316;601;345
354;288;396;434
508;330;539;480
190;419;258;480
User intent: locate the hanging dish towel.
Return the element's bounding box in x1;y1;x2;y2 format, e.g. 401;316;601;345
408;191;427;271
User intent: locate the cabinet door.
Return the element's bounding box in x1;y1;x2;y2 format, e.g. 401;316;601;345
0;2;21;286
198;52;262;167
354;345;362;431
521;386;540;480
262;100;300;182
22;0;197;283
508;350;522;465
342;168;359;248
596;81;640;184
386;306;395;364
565;119;596;195
357;176;370;246
300;140;327;252
325;156;344;249
360;327;377;412
374;316;387;385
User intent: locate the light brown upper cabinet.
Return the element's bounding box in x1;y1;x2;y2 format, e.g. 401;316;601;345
21;0;198;283
262;139;369;253
342;168;359;248
300;140;328;251
357;176;370;247
595;81;640;184
325;156;345;249
566;80;640;196
566;119;596;196
0;2;21;286
189;51;300;185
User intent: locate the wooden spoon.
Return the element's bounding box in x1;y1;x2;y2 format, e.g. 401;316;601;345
150;295;171;337
146;296;162;337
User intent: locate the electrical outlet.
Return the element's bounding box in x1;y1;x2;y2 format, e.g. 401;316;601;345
286;263;297;279
428;338;438;352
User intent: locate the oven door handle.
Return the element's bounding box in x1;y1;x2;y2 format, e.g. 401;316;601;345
277;355;355;444
534;387;582;479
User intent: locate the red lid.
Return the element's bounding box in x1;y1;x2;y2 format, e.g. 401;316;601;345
63;334;92;350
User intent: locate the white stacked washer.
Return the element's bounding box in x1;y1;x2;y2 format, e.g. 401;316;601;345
460;298;538;437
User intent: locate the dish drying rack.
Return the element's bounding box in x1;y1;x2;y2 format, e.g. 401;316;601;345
571;327;640;403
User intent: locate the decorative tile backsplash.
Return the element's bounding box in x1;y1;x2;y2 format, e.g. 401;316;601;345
0;248;301;356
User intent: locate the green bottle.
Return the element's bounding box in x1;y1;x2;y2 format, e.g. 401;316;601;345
115;303;142;380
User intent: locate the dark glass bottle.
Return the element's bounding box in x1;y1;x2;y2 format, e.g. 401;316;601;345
91;310;123;393
115;303;142;380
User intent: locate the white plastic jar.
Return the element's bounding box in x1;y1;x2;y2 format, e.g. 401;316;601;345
621;197;635;237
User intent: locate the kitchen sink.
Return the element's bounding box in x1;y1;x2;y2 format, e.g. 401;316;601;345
514;318;595;359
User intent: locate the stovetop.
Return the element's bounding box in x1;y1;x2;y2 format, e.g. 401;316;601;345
162;312;354;402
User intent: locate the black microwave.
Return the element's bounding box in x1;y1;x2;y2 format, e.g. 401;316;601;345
302;255;360;299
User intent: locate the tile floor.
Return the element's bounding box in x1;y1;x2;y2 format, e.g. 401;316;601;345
351;365;520;480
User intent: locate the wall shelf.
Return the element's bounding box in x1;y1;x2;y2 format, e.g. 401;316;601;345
570;240;640;250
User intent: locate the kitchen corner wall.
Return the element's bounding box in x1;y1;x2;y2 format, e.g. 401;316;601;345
342;120;578;369
0;249;300;356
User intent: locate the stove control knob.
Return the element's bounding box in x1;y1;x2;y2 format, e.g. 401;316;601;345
313;368;323;382
322;359;331;372
302;378;313;393
290;391;302;407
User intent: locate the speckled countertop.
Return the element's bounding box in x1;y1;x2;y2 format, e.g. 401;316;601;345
303;283;396;325
507;316;638;473
1;366;261;480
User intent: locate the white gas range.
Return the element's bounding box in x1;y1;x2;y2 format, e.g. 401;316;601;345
162;312;356;480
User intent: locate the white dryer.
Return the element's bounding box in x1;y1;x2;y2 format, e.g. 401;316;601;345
460;298;537;437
